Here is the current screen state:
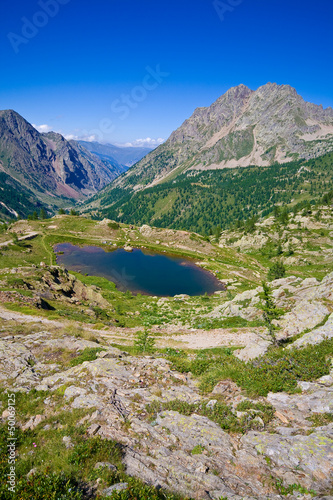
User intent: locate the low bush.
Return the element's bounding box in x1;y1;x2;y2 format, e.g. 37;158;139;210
166;339;333;397
146;397;275;434
70;348;105;367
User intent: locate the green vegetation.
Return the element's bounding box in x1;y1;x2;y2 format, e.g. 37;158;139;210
0;172;49;221
146;398;274;433
69;348;105;367
134;330;156;353
259;283;284;345
267;261;286;281
307;413;333;427
193;316;264;329
165;340;333;396
92;152;333;235
275;479;316;496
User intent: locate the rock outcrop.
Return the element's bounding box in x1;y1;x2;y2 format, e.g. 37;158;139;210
2;322;333;499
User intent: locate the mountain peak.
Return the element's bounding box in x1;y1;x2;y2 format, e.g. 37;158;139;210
0;109;125;205
105;83;333;193
225;83;252;93
0;109;22;118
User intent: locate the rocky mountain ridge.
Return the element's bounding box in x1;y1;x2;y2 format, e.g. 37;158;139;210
78;140;152;168
99;83;333;199
0;110;123;208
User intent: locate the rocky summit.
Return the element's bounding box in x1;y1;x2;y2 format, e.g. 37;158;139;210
100;83;333;194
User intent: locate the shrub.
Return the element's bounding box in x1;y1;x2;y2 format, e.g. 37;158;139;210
267;261;286;281
258;282;284;346
70;348;105;367
134;330;155;353
108;221;120;230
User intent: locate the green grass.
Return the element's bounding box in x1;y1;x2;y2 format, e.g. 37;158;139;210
146;398;275;433
307;413;333;427
193;316;264;329
69;348;106;367
164;340;333;397
0;389;50;418
191;445;205;455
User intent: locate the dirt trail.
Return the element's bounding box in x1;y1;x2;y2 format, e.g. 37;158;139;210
0;232;39;248
0;306;262;349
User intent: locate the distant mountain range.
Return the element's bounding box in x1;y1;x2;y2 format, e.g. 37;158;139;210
2;83;333;223
78;141;152;168
0;110;151;219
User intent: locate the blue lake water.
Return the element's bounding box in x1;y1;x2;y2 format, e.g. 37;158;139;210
54;243;225;297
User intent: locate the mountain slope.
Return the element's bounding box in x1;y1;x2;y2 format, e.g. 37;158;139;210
0;171;48;220
94;83;333;209
89;151;333;234
0;110;123;207
78;140;152;168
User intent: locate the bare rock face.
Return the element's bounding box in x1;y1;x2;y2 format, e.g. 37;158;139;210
0;109;121;202
278;300;330;339
20;264;111;309
104;83;333;197
242;428;333;493
288;313;333;348
2;321;333;500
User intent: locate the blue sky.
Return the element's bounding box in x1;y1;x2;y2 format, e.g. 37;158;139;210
1;0;332;146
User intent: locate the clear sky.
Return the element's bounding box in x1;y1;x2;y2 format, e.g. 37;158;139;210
1;0;332;146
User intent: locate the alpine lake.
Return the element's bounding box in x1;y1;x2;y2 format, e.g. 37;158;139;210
54;243;225;297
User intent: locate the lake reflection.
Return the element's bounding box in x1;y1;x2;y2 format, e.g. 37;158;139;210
54;243;225;297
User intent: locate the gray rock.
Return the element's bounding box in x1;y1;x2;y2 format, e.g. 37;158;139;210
206;399;217;409
102;483;128;496
64;385;87;398
288;312;333;348
26;468;37;478
62;436;74;449
87;423;101;436
94;461;117;471
243;428;333;492
267;385;333;423
155;411;233;455
280;301;330;340
234;338;271;361
22;414;46;431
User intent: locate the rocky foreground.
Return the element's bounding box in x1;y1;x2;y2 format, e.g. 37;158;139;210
1;270;333;500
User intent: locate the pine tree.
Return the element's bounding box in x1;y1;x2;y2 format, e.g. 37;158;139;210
40;208;46;220
259;282;284;346
134;330;155;353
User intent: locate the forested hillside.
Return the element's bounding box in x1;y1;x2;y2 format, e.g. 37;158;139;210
0;172;48;220
89;152;333;235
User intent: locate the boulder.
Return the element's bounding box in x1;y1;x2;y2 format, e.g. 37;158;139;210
94;462;117;471
139;225;153;237
279;300;330;339
288;312;333;348
102;483;128;496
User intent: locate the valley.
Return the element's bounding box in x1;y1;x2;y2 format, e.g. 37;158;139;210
1;84;333;500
